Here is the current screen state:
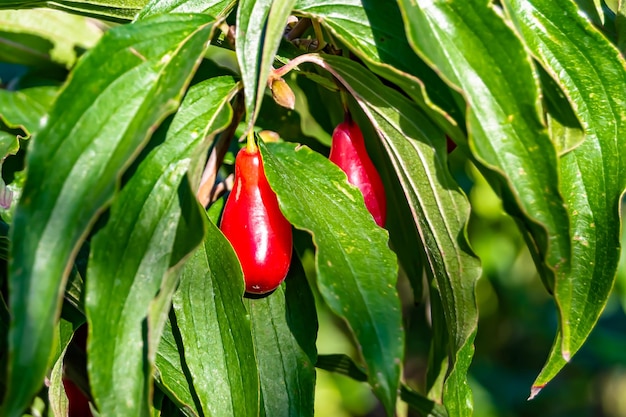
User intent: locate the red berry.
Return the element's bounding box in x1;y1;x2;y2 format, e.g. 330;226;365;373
329;119;387;227
446;135;457;153
220;146;293;294
63;378;93;417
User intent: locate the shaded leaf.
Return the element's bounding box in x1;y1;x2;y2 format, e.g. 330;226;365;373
4;13;215;417
172;217;259;417
502;0;626;395
260;140;402;416
155;317;201;417
247;254;317;417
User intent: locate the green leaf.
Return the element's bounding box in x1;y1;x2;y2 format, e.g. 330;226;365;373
48;345;69;417
617;0;626;53
236;0;296;130
0;86;58;140
0;0;146;22
278;52;480;417
4;14;215;417
172;217;259;417
155;316;201;416
538;66;585;155
502;0;626;395
137;0;235;20
293;0;465;143
246;254;317;417
0;9;102;68
86;73;235;416
260;140;402;416
397;0;573;302
320;54;480;416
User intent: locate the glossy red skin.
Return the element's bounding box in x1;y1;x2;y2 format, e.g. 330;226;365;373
63;378;93;417
220;147;293;294
329;120;387;227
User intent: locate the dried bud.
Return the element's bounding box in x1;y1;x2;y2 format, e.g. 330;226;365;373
258;130;280;143
269;77;296;110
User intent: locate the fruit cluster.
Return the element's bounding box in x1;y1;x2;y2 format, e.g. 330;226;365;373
220;114;386;295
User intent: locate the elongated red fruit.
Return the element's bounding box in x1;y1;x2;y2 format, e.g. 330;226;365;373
329;119;387;227
220;146;293;294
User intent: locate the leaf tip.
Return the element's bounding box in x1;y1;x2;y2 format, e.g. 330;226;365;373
562;350;571;362
528;384;545;400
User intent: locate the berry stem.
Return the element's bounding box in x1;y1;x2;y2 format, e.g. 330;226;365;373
246;129;257;153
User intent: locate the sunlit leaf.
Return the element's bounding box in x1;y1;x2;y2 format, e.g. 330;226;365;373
137;0;235;20
502;0;626;395
86;73;234;416
237;0;296;131
4;14;215;417
260;140;402;416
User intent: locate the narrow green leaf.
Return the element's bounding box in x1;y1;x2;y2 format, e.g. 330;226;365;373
502;0;626;395
617;0;626;53
86;74;235;417
260;140;402;416
293;0;465;143
320;54;480;417
48;345;69;417
237;0;296;130
397;0;572;303
0;0;145;22
247;255;317;417
155;316;201;417
137;0;235;20
4;14;215;417
172;217;259;417
0;9;102;68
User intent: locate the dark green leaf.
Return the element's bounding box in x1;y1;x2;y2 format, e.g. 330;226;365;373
172;217;259;417
502;0;626;395
293;0;466;143
260;140;402;416
4;14;215;417
247;255;317;417
538;67;585;155
86;74;235;416
155;317;201;417
237;0;296;130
